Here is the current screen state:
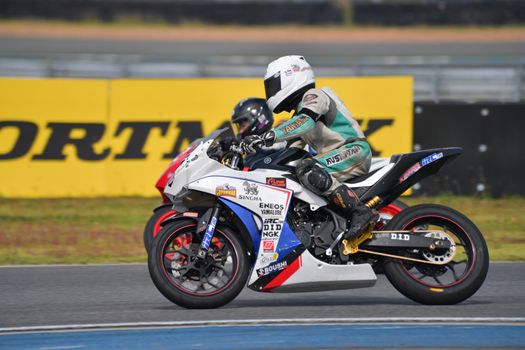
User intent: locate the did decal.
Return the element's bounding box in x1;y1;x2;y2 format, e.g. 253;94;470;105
261;218;282;240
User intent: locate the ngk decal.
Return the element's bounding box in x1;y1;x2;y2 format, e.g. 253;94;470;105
262;218;282;240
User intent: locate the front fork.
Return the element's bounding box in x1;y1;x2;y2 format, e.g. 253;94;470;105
197;201;222;259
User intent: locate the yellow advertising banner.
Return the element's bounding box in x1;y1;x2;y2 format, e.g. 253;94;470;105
0;76;412;197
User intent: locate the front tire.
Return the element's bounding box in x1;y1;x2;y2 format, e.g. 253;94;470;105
383;204;489;305
148;219;249;309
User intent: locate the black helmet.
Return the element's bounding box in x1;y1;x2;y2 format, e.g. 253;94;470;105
231;97;274;138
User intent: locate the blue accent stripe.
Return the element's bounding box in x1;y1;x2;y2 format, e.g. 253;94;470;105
219;198;260;254
276;221;303;258
1;324;524;349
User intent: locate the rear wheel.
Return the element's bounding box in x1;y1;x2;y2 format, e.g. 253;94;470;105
383;204;489;305
148;219;249;309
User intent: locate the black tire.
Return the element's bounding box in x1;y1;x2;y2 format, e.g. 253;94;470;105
143;205;175;253
148;219;249;309
382;204;489;305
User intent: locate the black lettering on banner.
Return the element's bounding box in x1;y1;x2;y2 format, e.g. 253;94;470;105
163;121;203;159
163;120;234;159
357;118;394;156
114;122;170;160
0;121;38;160
33;123;110;161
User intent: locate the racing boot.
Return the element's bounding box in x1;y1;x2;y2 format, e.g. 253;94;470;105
329;185;379;241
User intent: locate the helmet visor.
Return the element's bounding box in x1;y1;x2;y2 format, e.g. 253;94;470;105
232;119;251;137
264;73;281;100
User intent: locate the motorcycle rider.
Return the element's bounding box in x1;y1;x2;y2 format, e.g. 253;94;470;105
241;55;378;241
227;97;286;162
231;97;273;139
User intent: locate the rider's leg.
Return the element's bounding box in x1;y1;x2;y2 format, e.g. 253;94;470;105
315;142;378;240
329;185;378;240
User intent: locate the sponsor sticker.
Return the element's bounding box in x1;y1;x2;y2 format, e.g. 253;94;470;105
257;260;288;277
215;184;237;197
259;202;284;216
262;240;275;253
325;145;360;166
238;181;262;201
421;152;444;166
282;116;309;134
260;252;279;265
182;212;199;218
261;218;282;240
201;216;217;250
399;162;422;182
266;177;287;188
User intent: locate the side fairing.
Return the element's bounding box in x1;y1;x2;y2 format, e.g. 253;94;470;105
187;175;305;288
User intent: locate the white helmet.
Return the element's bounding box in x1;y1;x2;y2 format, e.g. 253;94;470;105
264;55;315;113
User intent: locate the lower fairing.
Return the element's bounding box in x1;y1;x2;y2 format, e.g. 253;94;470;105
254;249;377;293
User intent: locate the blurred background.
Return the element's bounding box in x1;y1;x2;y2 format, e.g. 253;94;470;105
0;0;524;266
0;0;524;198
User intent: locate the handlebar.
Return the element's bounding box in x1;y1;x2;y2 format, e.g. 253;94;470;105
220;143;244;170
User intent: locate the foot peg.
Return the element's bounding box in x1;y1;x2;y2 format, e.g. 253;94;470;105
342;222;375;255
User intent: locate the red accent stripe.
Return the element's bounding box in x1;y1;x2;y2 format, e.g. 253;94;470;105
260;184;292;209
262;255;303;291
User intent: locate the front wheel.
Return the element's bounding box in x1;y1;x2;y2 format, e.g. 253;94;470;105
383;204;489;305
148;219;249;309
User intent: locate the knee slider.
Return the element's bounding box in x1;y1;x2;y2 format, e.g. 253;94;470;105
296;157;318;179
300;165;333;195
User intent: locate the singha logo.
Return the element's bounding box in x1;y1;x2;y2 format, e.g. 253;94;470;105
243;181;259;196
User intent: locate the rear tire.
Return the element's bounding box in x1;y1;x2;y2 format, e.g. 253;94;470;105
383;204;489;305
148;219;249;309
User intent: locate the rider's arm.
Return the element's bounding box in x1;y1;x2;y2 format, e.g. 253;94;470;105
273;114;315;142
273;89;330;143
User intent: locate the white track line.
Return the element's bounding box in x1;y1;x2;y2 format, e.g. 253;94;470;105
1;318;524;334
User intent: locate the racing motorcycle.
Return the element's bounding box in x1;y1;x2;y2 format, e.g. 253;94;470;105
148;129;489;308
143;140;407;252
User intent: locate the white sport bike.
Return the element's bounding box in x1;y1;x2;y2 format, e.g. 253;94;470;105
148;129;489;309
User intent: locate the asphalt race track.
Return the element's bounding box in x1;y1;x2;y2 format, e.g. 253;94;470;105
0;264;524;349
1;262;524;328
0;263;525;349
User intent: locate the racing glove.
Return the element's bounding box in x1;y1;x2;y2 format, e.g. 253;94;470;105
240;131;276;154
240;135;264;154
